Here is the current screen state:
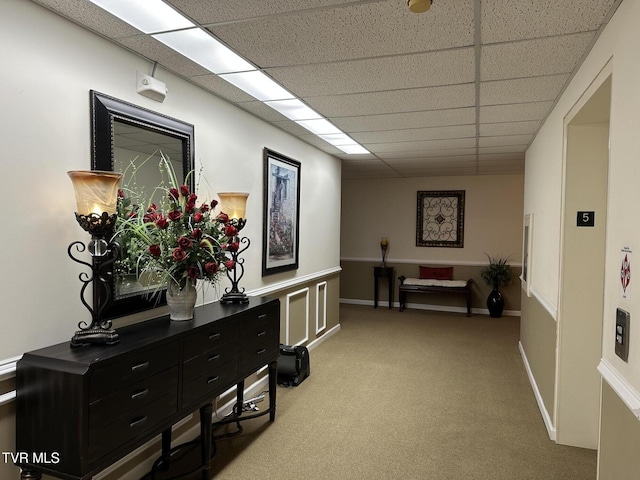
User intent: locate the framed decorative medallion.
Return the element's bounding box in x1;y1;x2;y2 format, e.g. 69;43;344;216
416;190;465;248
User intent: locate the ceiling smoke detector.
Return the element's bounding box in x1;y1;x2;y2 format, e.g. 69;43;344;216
408;0;433;13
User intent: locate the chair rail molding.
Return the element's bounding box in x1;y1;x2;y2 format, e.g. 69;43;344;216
597;358;640;420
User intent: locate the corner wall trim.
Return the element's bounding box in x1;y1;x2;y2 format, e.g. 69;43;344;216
248;266;341;297
519;341;557;441
597;358;640;420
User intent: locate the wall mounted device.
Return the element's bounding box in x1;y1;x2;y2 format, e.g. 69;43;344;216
615;308;630;362
136;71;167;103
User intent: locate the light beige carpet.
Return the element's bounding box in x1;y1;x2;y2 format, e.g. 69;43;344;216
148;304;597;480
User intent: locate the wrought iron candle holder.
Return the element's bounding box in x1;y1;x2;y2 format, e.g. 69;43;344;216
218;192;250;305
220;218;250;305
68;171;122;347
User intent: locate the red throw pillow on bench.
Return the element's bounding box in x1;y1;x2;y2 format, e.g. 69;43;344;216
419;266;454;280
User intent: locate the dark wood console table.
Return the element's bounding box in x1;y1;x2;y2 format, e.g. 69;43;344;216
15;297;280;480
373;266;394;309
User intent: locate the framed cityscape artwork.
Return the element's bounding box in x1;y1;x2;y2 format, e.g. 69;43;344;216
262;148;301;276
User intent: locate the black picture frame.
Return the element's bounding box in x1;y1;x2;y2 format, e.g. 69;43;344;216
416;190;465;248
262;148;301;276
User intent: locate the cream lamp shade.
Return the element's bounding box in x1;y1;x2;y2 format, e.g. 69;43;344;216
217;192;249;220
408;0;432;13
68;170;123;216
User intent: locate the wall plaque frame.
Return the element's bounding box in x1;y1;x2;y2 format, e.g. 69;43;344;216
416;190;465;248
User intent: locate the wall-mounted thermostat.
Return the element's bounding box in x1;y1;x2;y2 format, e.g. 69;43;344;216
615;308;630;362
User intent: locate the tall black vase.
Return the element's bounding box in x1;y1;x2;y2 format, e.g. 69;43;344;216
487;287;504;318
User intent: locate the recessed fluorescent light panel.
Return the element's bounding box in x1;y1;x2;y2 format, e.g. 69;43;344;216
264;99;322;121
295;119;342;136
218;71;295;101
88;0;194;33
318;133;358;146
335;144;370;154
153;28;254;74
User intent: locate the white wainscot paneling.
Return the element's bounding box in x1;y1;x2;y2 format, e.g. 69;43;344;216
316;281;327;335
286;287;309;346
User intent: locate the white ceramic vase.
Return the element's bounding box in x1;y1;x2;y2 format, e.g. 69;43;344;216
166;280;197;321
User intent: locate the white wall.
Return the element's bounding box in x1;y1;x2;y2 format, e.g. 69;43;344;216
0;0;341;359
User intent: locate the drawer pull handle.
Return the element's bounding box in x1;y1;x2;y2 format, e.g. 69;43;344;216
131;388;149;400
257;331;267;337
131;361;150;372
208;354;221;362
258;313;267;319
207;376;219;384
208;332;221;340
257;348;266;355
130;416;147;428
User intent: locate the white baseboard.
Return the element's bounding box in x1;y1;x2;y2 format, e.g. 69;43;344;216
339;298;521;317
519;341;556;441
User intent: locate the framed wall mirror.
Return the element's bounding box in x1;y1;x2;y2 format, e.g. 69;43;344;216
90;90;195;320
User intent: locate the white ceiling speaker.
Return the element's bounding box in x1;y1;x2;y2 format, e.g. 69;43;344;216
408;0;433;14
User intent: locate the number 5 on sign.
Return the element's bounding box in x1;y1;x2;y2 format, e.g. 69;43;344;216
577;211;595;227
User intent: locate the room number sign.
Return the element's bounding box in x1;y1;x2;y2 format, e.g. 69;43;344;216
577;211;595;227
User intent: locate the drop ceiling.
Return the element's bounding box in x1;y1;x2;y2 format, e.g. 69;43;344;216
30;0;622;178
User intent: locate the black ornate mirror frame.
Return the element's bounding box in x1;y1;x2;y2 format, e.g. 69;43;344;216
90;90;195;320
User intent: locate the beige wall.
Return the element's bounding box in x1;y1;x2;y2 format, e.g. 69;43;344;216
598;381;640;480
341;174;524;264
341;174;524;314
520;293;558;436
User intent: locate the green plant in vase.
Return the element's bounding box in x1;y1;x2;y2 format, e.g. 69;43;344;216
480;254;512;318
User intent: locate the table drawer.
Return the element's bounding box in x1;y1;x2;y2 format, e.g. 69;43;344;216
89;366;179;430
239;341;279;374
183;342;237;384
240;310;279;349
182;360;238;408
90;343;179;402
88;392;178;458
183;320;237;361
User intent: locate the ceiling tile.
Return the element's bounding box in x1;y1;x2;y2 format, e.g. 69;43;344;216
266;48;475;97
170;0;363;24
396;166;479;177
480;102;554;123
332;108;476;132
377;148;477;159
209;0;474;67
190;75;257;103
478;145;528;154
479;135;533;147
384;156;477;167
365;138;477;153
351;125;476;144
31;0;140;38
480;121;542;136
481;75;570;105
117;36;210;77
481;0;617;44
481;33;595;81
306;84;476;117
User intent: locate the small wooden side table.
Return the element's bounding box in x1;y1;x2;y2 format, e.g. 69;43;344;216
373;266;394;309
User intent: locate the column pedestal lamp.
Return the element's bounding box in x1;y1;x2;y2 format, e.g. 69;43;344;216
218;192;250;305
67;170;123;347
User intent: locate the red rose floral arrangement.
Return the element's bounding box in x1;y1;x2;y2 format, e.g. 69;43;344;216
116;155;236;295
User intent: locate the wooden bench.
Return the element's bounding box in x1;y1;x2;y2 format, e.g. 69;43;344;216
398;276;474;316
